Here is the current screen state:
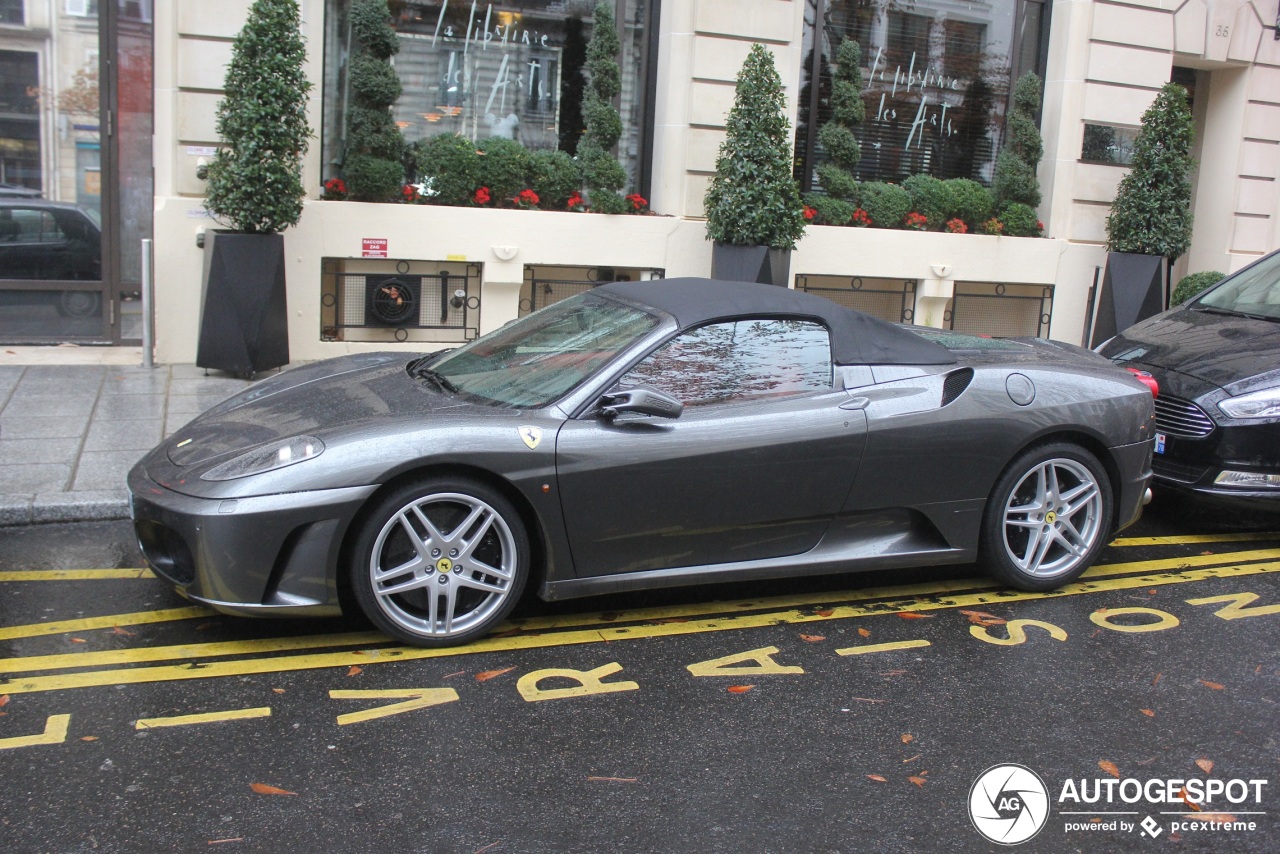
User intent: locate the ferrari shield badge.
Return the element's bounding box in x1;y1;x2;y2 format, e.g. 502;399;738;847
518;426;542;450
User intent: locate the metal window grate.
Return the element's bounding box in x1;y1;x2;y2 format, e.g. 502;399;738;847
948;283;1053;338
322;261;481;342
794;276;917;323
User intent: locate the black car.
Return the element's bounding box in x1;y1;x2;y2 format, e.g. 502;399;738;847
1099;249;1280;507
0;198;101;282
131;278;1155;647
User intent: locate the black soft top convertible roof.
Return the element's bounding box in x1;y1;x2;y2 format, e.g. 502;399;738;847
596;277;956;366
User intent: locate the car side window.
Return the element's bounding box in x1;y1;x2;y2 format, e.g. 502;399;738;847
618;318;832;407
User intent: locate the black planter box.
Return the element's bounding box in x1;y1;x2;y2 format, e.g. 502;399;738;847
197;231;290;375
711;242;791;287
1089;252;1165;348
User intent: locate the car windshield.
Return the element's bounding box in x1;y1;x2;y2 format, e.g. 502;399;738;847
1194;252;1280;320
428;293;661;406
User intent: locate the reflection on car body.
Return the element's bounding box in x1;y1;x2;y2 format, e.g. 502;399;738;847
130;278;1156;647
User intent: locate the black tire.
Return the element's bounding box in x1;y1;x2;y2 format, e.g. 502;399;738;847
979;442;1113;591
350;478;529;646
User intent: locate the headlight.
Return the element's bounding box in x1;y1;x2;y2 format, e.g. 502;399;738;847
200;436;325;481
1217;387;1280;419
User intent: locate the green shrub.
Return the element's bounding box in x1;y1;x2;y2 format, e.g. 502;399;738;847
349;0;399;59
704;43;806;248
903;175;954;229
590;190;631;215
1172;270;1226;305
1106;83;1195;259
528;149;581;209
348;54;402;108
815;163;858;200
998;202;1042;237
346;105;404;161
992;72;1043;210
344;0;405;202
416;134;479;206
342;154;406;203
581;2;627;205
944;178;993;228
578;138;627;193
814;38;864;203
804;193;854;226
204;0;311;233
858;182;911;230
475;137;530;203
991;149;1040;210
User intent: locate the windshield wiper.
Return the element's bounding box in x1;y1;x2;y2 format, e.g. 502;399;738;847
1194;305;1279;323
410;361;459;394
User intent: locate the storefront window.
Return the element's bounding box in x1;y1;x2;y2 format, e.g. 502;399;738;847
323;0;655;194
795;0;1049;190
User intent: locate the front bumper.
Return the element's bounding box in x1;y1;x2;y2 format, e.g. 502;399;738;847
128;463;377;616
1112;439;1154;533
1151;423;1280;510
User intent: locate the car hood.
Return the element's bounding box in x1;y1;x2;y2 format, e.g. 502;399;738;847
166;352;485;467
1100;307;1280;396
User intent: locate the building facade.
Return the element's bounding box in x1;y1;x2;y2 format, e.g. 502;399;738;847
3;0;1278;358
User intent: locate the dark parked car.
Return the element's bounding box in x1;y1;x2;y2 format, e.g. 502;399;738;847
1098;249;1280;507
0;198;101;282
130;278;1155;646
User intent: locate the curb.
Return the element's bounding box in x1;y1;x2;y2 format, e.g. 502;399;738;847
0;492;131;527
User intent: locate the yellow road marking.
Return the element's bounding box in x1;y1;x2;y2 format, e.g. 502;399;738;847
329;689;459;725
835;639;932;656
0;607;212;642
1110;532;1280;547
0;632;391;675
134;707;271;729
0;568;155;582
1;562;1275;696
0;714;71;750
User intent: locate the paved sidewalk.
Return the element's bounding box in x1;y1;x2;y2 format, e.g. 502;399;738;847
0;362;252;525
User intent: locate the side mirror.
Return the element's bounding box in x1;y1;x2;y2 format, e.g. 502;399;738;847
598;386;683;420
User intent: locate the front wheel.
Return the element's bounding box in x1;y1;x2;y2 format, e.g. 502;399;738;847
979;443;1113;591
350;478;529;646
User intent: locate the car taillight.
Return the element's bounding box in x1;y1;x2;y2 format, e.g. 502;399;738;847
1126;367;1159;398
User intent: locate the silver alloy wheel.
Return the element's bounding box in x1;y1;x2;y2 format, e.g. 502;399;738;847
368;491;518;639
1000;457;1104;579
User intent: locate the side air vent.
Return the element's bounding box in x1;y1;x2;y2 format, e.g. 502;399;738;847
941;368;974;406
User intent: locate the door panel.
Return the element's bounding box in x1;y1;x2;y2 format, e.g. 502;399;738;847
555;394;867;576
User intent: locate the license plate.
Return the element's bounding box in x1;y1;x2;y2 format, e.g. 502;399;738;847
1154;433;1166;454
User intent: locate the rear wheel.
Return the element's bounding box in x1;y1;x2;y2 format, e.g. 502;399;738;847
979;443;1113;591
350;478;529;646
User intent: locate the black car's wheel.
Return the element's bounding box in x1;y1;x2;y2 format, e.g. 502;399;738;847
350;478;529;646
979;443;1113;591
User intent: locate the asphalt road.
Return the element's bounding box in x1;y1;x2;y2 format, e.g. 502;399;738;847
1;495;1277;853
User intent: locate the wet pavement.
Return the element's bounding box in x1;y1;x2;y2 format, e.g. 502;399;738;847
0;495;1277;852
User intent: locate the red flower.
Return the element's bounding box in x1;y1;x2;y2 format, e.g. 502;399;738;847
625;193;649;212
473;186;491;205
516;188;540;207
566;191;584;211
850;208;871;227
903;211;929;231
980;218;1004;235
402;184;418;202
803;205;816;221
324;177;346;194
945;218;968;234
1037;220;1045;233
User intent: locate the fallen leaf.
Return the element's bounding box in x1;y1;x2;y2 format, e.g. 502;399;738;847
272;688;286;694
1136;757;1157;766
815;609;834;617
195;622;217;631
587;776;638;783
443;671;466;679
110;626;136;636
908;776;927;787
960;609;1006;626
866;774;887;782
1099;760;1120;779
250;783;297;796
346;665;362;677
897;612;934;620
207;839;245;846
70;638;86;644
1175;789;1201;811
727;685;755;694
0;695;9;708
1152;672;1163;686
475;667;514;682
1169;832;1183;842
80;736;98;742
1198;679;1225;691
902;753;922;764
857;628;871;638
1148;589;1158;595
1140;709;1155;717
1198;813;1236;824
850;697;886;704
799;634;826;642
1195;758;1214;774
901;733;914;744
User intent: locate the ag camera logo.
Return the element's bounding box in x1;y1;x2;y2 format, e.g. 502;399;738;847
969;764;1051;845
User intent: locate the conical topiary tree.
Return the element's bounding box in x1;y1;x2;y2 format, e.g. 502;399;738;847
204;0;311;233
705;43;806;249
343;0;406;202
1106;82;1195;260
578;1;629;214
991;71;1043;219
813;39;864;212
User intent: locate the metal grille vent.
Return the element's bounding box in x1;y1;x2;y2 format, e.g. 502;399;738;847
941;368;974;406
1154;395;1215;438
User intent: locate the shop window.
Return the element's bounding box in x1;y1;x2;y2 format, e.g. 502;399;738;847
323;0;657;196
1081;124;1137;166
1;0;23;25
795;0;1050;189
